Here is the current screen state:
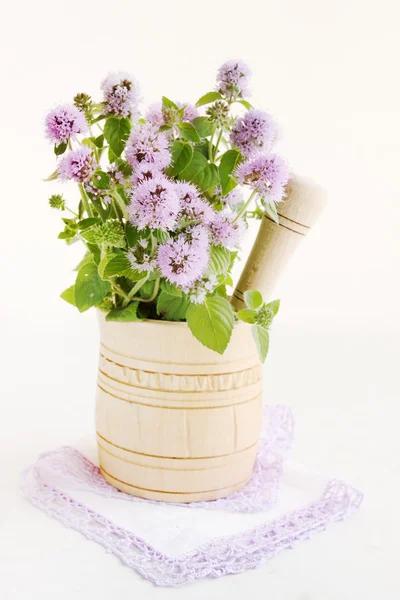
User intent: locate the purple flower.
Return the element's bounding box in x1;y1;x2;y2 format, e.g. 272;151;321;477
107;163;125;184
217;59;251;98
176;182;215;224
236;154;289;202
146;101;198;127
128;176;179;230
208;211;246;248
58;147;96;183
125;123;171;170
218;187;244;209
158;232;209;288
45;104;87;145
183;275;218;304
182;224;210;251
101;72;139;118
127;240;157;273
146;103;164;127
130;162;162;186
230;109;276;157
178;102;199;122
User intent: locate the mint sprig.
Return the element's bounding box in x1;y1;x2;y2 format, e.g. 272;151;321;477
237;291;280;362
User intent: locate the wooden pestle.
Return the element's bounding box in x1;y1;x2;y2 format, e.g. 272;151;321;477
231;175;328;310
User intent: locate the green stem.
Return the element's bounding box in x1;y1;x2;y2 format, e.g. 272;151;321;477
208;128;215;162
123;275;149;306
213;130;223;162
129;278;160;304
110;279;130;302
111;190;127;219
65;206;78;217
78;184;93;217
234;190;257;222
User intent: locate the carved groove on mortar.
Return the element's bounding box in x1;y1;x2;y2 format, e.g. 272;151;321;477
99;354;262;392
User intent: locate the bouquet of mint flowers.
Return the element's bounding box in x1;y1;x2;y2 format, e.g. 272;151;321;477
45;60;288;361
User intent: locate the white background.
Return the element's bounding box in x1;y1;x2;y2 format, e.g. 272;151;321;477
1;0;399;598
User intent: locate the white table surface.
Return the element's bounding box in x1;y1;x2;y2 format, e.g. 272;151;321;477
1;314;398;599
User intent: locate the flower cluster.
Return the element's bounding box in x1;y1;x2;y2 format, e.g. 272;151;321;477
176;182;215;224
158;226;209;288
236;154;289;202
126;123;171;170
44;61;288;360
45;105;87;146
128;177;180;231
101;72;139;118
230;109;276;157
58;146;96;183
217;59;251;98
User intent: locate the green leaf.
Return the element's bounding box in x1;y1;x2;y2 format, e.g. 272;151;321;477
180;151;219;192
102;254;131;278
98;251;116;280
54;142;67;156
114;159;132;177
168;141;193;176
196;91;223;107
192;117;213;138
58;221;78;240
223;273;233;287
101;254;143;281
105;302;140;322
104;117;131;157
86;243;101;265
162;96;179;110
156;292;189;321
237;99;252;110
267;299;280;316
74;251;94;272
195;140;212;159
74;263;111;313
140;279;155;299
252;325;269;363
77;217;100;230
153;229;170;243
207;245;231;277
186;296;234;354
237;308;256;324
92;170;110;190
178;122;201;143
160;280;182;297
219;149;243;195
44;170;59;182
82;137;99;152
94;134;104;148
125;223;140;247
108;147;118;163
265;201;279;224
60;285;76;306
244;290;263;310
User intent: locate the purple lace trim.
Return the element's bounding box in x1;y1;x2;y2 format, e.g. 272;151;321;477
20;406;363;586
30;405;294;513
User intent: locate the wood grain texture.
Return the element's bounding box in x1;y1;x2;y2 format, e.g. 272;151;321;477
96;313;263;502
231;175;328;309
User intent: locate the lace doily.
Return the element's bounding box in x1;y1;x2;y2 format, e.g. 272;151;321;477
20;405;363;586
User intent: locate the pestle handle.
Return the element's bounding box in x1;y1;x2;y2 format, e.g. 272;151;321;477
231;175;328;310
